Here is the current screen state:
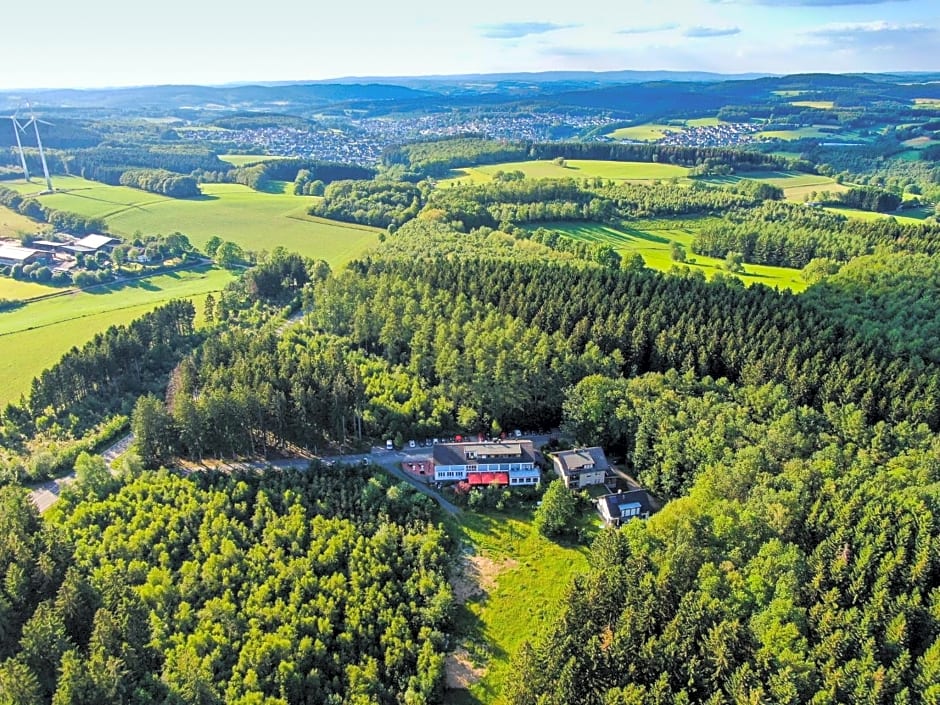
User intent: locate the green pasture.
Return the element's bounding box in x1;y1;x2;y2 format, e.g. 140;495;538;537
606;123;684;141
0;278;62;301
5;177;380;268
696;170;848;200
790;100;835;110
0;203;43;239
825;206;933;226
446;508;593;705
439;160;691;186
218;154;288;167
533;220;808;293
0;266;234;406
756;126;834;140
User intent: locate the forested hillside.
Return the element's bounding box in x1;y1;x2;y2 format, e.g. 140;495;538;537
0;465;450;705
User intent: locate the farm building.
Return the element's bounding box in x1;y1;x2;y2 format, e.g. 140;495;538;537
0;244;46;266
552;447;610;489
61;234;119;255
433;440;540;487
597;490;660;527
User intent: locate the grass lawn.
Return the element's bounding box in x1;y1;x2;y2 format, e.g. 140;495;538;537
4;176;380;268
0;265;235;406
0;204;42;239
535;221;808;293
439;160;690;186
445;507;595;705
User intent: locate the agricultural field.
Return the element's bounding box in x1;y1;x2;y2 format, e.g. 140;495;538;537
698;170;849;200
902;136;938;149
756;125;836;140
219;154;289;167
790;100;836;109
0;277;61;302
439;160;690;186
4;176;380;267
531;220;808;293
446;508;593;705
825;206;934;226
913;98;940;108
0;203;42;239
606;123;684;141
0;265;234;406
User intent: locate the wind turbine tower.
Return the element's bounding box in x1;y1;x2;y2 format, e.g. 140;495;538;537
24;105;54;193
7;116;31;181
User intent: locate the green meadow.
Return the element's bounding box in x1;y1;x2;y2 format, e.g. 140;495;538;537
219;154;289;167
698;171;849;200
0;266;235;406
0;278;61;301
756;125;836;140
605;117;723;141
439;160;691;186
790;100;836;110
5;176;380;268
0;204;41;239
446;509;593;705
532;220;808;293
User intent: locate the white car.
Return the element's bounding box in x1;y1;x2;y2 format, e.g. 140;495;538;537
409;439;416;448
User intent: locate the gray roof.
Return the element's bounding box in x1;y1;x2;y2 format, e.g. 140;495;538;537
433;440;535;466
599;490;659;519
0;244;41;262
553;447;610;476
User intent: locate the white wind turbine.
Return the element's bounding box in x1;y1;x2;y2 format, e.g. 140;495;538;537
21;103;54;193
6;114;31;182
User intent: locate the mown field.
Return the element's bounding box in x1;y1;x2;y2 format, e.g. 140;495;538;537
219;154;289;167
531;220;808;293
698;170;850;200
4;176;380;267
790;100;836;110
0;277;61;301
605;117;722;141
439;160;691;185
0;265;234;406
446;508;593;705
756;125;837;140
0;203;41;239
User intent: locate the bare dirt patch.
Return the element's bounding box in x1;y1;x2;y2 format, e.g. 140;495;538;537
445;648;486;689
451;553;518;604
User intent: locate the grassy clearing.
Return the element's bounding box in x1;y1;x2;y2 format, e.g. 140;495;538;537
901;136;938;149
0;204;41;239
914;98;940;108
218;154;289;167
606;123;684;141
4;177;380;268
696;171;849;201
756;126;834;140
0;266;235;406
439;160;690;186
790;100;835;110
825;206;934;225
534;221;808;293
445;507;594;705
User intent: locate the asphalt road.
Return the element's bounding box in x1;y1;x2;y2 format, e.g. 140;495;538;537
29;434;551;517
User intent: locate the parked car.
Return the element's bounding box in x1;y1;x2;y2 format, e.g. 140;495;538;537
386;439;394;450
409;439;416;448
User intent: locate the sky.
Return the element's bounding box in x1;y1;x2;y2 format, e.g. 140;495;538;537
2;0;938;89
